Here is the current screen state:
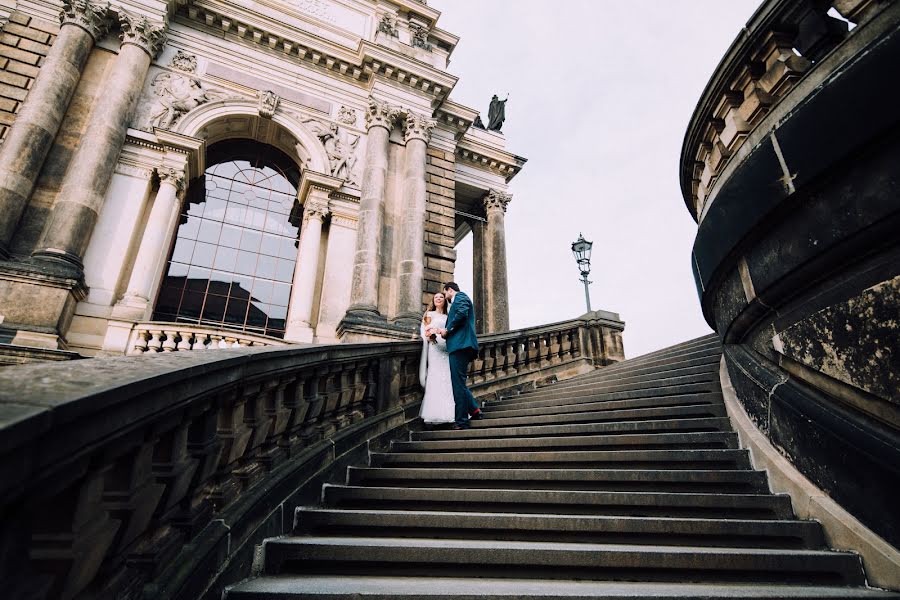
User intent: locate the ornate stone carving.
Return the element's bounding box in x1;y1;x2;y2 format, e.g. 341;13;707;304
330;213;358;229
337;105;357;126
409;23;431;51
303;197;330;222
377;13;398;37
119;12;166;59
304;119;361;185
114;162;153;178
483;189;512;214
258;90;279;118
157;166;185;190
59;0;111;42
170;49;197;73
403;111;435;144
147;72;225;130
365;96;399;131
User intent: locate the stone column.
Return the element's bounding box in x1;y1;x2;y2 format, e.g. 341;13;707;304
395;110;435;328
117;166;185;312
0;0;111;258
344;97;398;319
483;189;512;332
470;218;487;334
285;194;329;343
315;212;358;343
32;12;166;269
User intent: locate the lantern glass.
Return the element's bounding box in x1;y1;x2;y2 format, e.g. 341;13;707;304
571;233;593;266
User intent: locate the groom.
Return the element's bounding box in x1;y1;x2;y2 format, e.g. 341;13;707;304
439;282;482;429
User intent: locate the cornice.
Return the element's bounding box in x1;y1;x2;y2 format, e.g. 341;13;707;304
434;99;476;140
178;0;456;103
456;137;527;183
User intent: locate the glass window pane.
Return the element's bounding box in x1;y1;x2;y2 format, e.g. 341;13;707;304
246;207;266;230
252;279;273;304
180;291;205;320
205;197;227;221
224;203;245;225
167;262;189;279
213;246;237;271
260;234;280;256
197;219;222;244
235;250;257;276
180;215;201;239
186;201;204;218
220;224;241;248
256;255;276;279
171;238;195;263
240;230;261;252
275;258;294;283
271;282;291;307
279;236;297;259
264;212;284;234
247;302;268;327
193;242;216;268
225;298;248;324
231;274;253;298
156;284;183;315
202;294;226;323
186;266;210;292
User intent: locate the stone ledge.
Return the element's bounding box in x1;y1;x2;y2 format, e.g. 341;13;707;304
720;356;900;591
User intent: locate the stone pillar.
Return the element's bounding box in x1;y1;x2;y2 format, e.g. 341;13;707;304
315;212;358;343
285;195;329;343
0;0;111;258
395;110;435;328
482;189;512;332
470;218;487;334
117;166;185;312
344;97;398;319
32;12;166;269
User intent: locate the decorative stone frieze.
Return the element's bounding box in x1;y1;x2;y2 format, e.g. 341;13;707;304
364;97;399;131
304;119;360;184
483;189;511;213
330;214;358;229
377;13;398;37
146;72;226;130
403;111;435;144
59;0;112;42
257;90;279;118
119;12;166;59
409;22;431;51
337;105;357;125
170;49;198;73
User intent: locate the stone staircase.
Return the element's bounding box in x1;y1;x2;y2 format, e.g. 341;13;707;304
226;334;900;599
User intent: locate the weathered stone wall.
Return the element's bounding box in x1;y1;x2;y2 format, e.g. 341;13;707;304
0;12;56;143
423;148;456;305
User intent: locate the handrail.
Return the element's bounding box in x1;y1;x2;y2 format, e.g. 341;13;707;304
679;0;885;220
127;321;291;354
0;311;624;600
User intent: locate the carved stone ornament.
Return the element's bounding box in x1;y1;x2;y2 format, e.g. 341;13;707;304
403;111;435;144
365;96;400;131
303;197;330;222
377;13;398;37
170;49;197;73
119;12;166;59
409;22;431;51
337;105;357;126
303;119;361;185
157;166;186;190
258;90;279;119
147;72;226;130
483;189;512;214
59;0;112;42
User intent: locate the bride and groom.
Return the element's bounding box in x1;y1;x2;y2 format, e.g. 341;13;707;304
418;282;483;430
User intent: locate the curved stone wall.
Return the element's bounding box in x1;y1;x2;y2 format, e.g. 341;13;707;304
680;0;900;548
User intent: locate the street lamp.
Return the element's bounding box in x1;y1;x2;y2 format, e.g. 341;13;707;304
571;233;593;313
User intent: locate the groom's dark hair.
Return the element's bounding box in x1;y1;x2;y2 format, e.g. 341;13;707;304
443;281;460;292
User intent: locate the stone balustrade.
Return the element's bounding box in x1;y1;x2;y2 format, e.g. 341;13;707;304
0;311;623;600
127;322;290;354
680;0;885;220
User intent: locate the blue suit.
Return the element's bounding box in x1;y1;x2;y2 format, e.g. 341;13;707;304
444;291;479;427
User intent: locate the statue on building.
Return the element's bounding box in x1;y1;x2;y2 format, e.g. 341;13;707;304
148;72;217;130
487;94;508;132
472;115;485;129
304;119;361;186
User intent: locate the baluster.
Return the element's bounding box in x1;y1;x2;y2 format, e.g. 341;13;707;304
161;330;178;352
147;330;163;352
301;369;327;445
225;336;239;348
191;333;209;350
176;331;193;351
362;360;378;417
237;338;252;348
131;329;149;354
209;334;224;349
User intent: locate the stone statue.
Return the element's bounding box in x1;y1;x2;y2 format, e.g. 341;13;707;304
487;94;508;131
304;119;361;186
472;115;485;129
148;72;215;130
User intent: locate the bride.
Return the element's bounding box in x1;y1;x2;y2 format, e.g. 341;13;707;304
418;292;455;425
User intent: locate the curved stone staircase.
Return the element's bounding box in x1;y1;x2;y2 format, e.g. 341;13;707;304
226;334;900;599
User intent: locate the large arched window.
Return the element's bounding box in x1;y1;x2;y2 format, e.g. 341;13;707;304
153;141;302;338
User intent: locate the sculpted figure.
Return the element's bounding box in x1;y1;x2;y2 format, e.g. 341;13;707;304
148;72;215;129
487;93;508;131
304;119;361;185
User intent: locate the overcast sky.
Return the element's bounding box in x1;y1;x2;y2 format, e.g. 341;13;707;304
430;0;761;358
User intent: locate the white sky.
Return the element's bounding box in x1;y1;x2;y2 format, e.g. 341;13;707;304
430;0;760;358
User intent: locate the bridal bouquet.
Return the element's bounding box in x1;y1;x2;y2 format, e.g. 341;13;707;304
423;315;438;343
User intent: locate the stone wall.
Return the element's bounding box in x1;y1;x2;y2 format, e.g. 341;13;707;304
423;147;456;304
0;12;56;144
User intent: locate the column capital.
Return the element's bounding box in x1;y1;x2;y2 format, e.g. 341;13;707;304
119;12;166;58
483;189;512;214
403;111;435;144
59;0;112;42
303;197;330;223
365;96;400;131
156;165;185;191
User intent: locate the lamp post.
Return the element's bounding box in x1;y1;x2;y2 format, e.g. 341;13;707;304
571;233;593;313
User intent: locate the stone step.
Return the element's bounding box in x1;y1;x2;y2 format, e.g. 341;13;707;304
519;372;721;402
294;508;825;548
322;485;787;518
370;447;751;470
483;392;722;418
470;403;728;430
392;431;739;454
261;537;863;585
551;344;722;382
227;576;900;599
490;384;722;412
527;362;721;395
413;417;733;441
346;466;770;493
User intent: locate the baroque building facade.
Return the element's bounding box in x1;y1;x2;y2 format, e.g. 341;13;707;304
0;0;526;358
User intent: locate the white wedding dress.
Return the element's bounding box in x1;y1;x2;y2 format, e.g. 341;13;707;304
418;311;455;424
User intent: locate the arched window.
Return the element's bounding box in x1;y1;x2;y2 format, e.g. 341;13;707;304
153;140;302;338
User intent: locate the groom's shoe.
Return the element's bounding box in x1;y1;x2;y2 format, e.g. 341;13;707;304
470;408;484;420
452;423;471;430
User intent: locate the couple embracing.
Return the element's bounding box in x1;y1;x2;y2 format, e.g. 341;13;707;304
418;282;483;430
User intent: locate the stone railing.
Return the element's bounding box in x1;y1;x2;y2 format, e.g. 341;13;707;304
0;311;624;600
680;0;887;220
127;322;290;354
